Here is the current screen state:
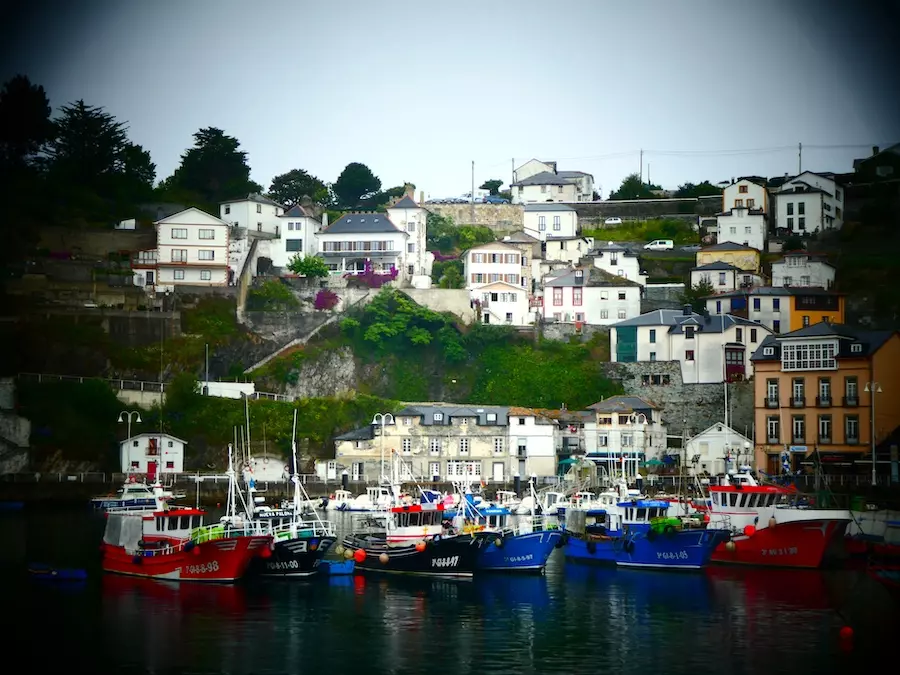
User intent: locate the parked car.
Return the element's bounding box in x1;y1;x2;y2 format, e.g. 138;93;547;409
604;217;623;225
643;239;675;251
482;196;510;204
681;244;701;252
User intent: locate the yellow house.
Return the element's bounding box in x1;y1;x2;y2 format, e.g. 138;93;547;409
695;242;761;273
706;287;845;335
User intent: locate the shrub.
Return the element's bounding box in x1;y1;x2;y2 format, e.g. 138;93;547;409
314;289;339;311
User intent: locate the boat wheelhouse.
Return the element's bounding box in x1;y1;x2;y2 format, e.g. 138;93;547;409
91;479;175;512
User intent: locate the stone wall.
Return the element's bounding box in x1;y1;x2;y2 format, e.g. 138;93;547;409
403;288;473;322
540;323;608;344
25;309;181;347
573;196;721;225
36;226;156;256
602;361;754;440
425;204;524;233
642;283;686;312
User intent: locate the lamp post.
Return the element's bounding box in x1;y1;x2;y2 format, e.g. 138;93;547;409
372;412;395;485
865;382;883;486
118;410;142;440
630;413;649;481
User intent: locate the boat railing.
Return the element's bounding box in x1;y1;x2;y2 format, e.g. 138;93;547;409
121;522;255;557
228;518;336;540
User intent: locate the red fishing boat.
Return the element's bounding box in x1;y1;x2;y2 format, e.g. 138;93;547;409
100;505;272;582
706;469;850;569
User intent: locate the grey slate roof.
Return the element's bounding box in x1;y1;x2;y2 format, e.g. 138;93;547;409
587;395;658;413
335;425;375;442
701;241;758;251
557;170;593;180
511;171;576;187
396;405;510;427
705;286;842;300
220;192;285;208
543;266;641;288
692;261;741;271
320;213;403;235
503;231;540;243
281;204;315;218
390;196;419;209
751;324;896;361
610;308;761;334
524;203;576;212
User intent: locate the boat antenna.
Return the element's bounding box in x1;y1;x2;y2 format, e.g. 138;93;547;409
290;407;329;530
245;394;252;467
195;469;200;510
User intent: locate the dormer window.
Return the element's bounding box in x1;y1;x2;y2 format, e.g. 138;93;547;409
764;347;775;356
486;413;497;423
685;326;695;339
433;413;443;422
851;344;862;353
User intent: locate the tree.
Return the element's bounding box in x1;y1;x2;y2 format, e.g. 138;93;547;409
0;75;55;171
268;168;328;207
609;173;662;200
674;181;723;198
332;162;381;208
163;127;262;206
479;179;503;196
680;278;715;313
287;254;330;278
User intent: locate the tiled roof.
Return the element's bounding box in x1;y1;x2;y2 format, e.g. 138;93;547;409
220;192;285;208
751;324;896;361
396;405;510;427
692;261;742;271
334;425;375;441
389;196;419;209
320;213;402;234
701;241;759;252
524;203;576;212
587;396;658;412
281;204;315;218
503;231;540;243
611;308;762;334
543;266;641;288
511;171;576;187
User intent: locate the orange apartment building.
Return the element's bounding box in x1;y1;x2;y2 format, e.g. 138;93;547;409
751;323;900;475
707;287;845;334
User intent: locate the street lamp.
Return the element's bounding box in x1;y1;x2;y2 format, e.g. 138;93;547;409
865;382;883;486
118;410;142;439
630;413;649;481
372;412;395;485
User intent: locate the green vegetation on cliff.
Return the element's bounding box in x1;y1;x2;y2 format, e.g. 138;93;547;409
582;218;698;244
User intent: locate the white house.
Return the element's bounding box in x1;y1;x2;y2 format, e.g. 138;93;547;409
316;212;410;279
269;204;323;269
154;207;231;289
219;193;285;236
506;407;559;479
120;433;186;475
543;236;594;266
682;423;753;477
715;207;767;251
476;281;532;326
774;172;844;234
464;241;529;292
722;177;769;213
591;241;647;286
770;251;835;289
523;203;578;241
542;266;641;325
582;396;667;480
690;261;762;293
609;307;773;384
510;159;594;204
386;194;432;281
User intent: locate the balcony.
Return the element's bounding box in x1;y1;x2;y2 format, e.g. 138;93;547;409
846;436;859;445
321;249;398;258
516;450;527;459
767;436;780;444
791;396;805;408
843;396;859;407
131;250;158;267
816;396;832;408
765;397;779;409
792;436;806;444
818;436;832;444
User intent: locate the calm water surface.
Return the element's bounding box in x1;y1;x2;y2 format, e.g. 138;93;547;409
2;506;898;674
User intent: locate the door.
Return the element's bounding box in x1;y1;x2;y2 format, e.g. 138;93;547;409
518;459;526;476
146;461;157;482
492;462;504;482
429;462;440;481
326;460;337;481
352;462;362;481
145;270;155;285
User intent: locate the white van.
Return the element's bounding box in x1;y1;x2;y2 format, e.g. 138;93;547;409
643;239;674;251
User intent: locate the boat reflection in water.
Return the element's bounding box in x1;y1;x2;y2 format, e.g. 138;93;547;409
102;574;250;613
705;566;832;610
474;572;550;610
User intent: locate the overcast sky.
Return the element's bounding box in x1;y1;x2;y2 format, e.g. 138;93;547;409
3;0;899;199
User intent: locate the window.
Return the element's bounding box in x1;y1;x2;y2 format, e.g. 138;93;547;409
716;300;722;314
573;288;582;306
198;250;215;260
494;438;504;454
845;416;859;442
174;269;185;280
735;199;744;208
747;198;755;208
256;204;262;213
750;328;758;343
798;202;806;215
598;433;608;447
736;328;743;342
131;461;140;468
171;228;187;239
787;217;794;229
407;243;415;253
739;185;748;194
286;239;303;252
402;439;411;454
764;346;775;356
553;216;561;230
766;379;779;401
539;216;546;231
506;312;513;323
773;299;780;311
792;415;805;442
745;226;752;234
621;434;633;446
781;342;838;370
773;320;781;333
407;222;416;232
792;378;805;402
845;376;858;401
553;288;563;306
836;188;842;201
486;412;497;423
718;272;726;286
429;438;441;455
649;329;656;344
802;315;810;327
649;352;656;361
753;298;761;311
200;270;211;281
433;413;443;422
459;438;469;454
617;309;626;319
685;350;695;361
685;326;695;339
518;417;525;425
818;415;832;442
168;247;184;264
798;217;806;230
575;312;584;322
787;203;794;215
287;222;295;231
600;310;609;319
766;416;780;442
600;291;609;300
819;377;831;402
784;276;793;286
729;227;736;234
618;291;626;300
224;205;231;214
167;441;173;448
257;223;262;231
199;229;215;240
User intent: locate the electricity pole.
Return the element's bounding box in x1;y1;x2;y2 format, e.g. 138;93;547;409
798;142;802;174
471;160;475;223
639;149;643;183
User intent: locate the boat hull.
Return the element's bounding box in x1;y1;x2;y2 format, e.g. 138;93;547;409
711;518;848;568
343;534;485;578
101;535;270;582
475;530;563;572
565;528;730;570
250;535;336;577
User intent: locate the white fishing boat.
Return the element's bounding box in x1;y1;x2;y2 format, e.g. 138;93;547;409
91;477;180;511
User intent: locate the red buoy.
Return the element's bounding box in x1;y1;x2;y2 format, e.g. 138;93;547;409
353;548;366;563
192;545;202;556
840;626;854;640
260;547;272;559
743;524;756;537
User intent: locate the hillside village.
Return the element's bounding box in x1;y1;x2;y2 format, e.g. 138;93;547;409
3;147;900;484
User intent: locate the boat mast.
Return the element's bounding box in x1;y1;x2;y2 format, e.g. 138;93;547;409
291;408;300;519
245;395;252;467
723;352;731;474
226;443;237;520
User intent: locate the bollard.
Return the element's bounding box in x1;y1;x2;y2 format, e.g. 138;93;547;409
513;474;521;498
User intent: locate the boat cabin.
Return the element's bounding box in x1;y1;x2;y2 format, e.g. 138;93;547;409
708;490;785;510
332;489;353;501
366;486;392;506
572;492;596;507
543;491;564;508
470;505;511;531
495;491;519;507
617;500;671;525
103;507;208;553
118;484;156;498
391;502;446;529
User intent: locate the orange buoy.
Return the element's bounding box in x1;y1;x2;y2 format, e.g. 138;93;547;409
415;541;426;552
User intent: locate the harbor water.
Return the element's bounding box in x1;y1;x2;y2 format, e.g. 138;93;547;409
2;505;898;674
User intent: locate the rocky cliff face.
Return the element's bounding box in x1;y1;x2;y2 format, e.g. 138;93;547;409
281;347;361;399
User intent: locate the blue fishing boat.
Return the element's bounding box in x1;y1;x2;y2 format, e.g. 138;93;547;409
28;563;88;581
564;500;730;570
452;496;563;573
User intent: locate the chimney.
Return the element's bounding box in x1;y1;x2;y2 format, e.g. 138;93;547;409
321;212;329;229
419;190;425;204
873;146;880;156
404;183;415;200
683;304;692;316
